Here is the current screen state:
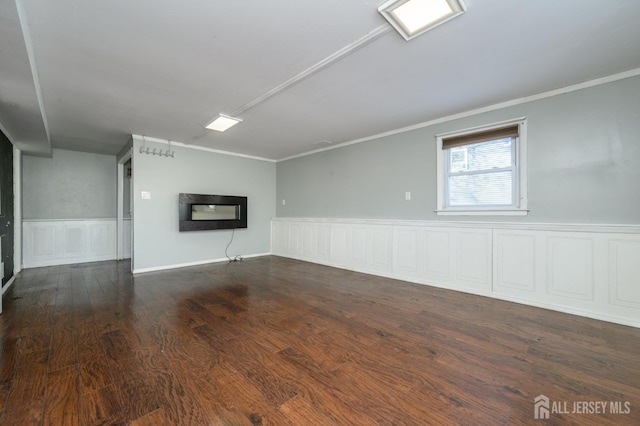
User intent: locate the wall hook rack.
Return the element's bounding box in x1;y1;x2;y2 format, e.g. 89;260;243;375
139;135;175;158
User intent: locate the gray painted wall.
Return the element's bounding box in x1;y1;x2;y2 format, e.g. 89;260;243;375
277;76;640;224
22;149;117;219
132;140;276;271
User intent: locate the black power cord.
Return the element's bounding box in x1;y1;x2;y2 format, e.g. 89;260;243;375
225;228;243;262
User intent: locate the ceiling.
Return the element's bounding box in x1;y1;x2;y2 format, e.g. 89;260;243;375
2;0;640;160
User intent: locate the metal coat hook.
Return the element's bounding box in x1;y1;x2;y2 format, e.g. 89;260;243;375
167;140;175;157
138;135;175;158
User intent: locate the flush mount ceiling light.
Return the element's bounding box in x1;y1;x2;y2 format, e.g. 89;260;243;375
378;0;466;41
205;114;242;132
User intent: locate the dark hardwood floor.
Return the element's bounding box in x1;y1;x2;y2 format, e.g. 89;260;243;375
0;256;639;425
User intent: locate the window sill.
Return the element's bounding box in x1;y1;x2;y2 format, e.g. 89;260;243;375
435;209;529;216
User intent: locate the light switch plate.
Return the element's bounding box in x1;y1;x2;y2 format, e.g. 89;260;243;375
141;191;151;200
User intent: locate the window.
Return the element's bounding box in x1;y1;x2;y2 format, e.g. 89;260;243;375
436;118;528;215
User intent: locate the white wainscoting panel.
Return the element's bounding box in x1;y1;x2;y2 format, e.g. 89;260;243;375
392;227;419;278
330;225;351;264
30;225;56;259
425;230;450;279
62;225;85;256
301;224;315;257
23;219;117;268
317;225;332;260
455;230;492;292
272;218;640;327
547;236;594;301
391;226;491;293
288;222;303;255
609;237;640;309
123;219;132;259
494;231;537;293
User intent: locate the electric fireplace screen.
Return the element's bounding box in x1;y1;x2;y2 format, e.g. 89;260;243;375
191;204;238;221
179;193;247;231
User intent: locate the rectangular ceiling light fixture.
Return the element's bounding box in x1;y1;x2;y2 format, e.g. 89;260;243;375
205;114;242;132
378;0;466;41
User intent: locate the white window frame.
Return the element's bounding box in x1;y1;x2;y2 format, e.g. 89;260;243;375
436;117;528;216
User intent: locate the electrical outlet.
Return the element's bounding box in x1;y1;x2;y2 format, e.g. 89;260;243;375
141;191;151;199
405;191;411;201
282;199;286;206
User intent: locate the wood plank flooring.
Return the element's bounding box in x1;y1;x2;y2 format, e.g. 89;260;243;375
1;256;639;425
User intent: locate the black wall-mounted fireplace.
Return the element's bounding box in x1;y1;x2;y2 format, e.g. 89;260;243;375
179;193;247;231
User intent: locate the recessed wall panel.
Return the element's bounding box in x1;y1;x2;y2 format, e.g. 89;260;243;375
547;237;594;300
63;225;85;256
425;230;450;277
394;228;418;272
288;223;302;255
31;225;56;258
496;233;536;291
372;229;391;269
610;240;640;308
330;226;350;263
317;225;331;258
457;231;490;286
352;227;368;264
302;225;315;256
91;224;114;256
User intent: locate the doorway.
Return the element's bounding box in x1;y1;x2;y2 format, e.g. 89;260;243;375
117;149;132;269
0;130;15;313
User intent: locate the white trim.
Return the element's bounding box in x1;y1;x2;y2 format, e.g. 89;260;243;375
2;275;16;295
277;67;640;162
117;149;132;261
117;162;124;259
435;117;527;215
487;291;640;329
435;117;526;139
13;147;22;274
435;209;529;216
22;218;117;222
271;217;640;234
132;252;271;274
24;255;116;269
131;134;275;163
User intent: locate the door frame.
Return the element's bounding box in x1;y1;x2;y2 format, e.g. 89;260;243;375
117;149;132;269
13;146;21;281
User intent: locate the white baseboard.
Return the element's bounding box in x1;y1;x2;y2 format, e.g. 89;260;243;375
24;254;117;269
132;252;271;274
2;275;16;295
